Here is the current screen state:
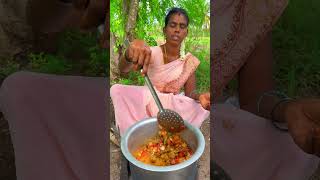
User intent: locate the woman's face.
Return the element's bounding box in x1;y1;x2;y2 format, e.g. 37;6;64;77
164;13;188;46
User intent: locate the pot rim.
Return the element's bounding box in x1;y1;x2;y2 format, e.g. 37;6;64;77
121;117;205;172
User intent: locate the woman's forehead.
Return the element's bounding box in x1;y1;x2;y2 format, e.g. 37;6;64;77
168;13;187;23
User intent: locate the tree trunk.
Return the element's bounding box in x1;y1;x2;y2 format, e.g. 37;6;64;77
110;0;139;81
0;0;33;61
110;32;120;82
125;0;139;41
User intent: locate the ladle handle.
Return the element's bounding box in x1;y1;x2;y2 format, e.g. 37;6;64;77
144;74;164;111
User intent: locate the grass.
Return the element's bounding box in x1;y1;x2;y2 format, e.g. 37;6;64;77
186;36;210;93
0;30;108;83
225;0;320;98
272;0;320;97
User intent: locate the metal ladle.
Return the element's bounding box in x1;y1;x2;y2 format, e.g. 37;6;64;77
143;73;185;133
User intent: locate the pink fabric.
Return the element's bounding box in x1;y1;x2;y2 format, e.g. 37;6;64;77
148;47;200;94
0;72;108;180
213;104;319;180
111;46;209;135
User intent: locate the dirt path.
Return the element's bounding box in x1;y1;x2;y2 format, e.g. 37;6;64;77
0;115;16;180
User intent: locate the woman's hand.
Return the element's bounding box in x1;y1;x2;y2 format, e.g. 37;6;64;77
199;92;210;110
125;39;152;74
284;99;320;157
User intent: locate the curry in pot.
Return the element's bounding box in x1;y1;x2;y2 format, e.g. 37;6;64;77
132;128;193;166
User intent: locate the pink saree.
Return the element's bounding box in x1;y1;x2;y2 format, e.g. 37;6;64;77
111;46;210;135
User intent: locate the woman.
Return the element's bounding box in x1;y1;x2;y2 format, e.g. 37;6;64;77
212;0;320;179
110;8;210;136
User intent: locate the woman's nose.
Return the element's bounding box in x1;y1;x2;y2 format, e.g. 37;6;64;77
174;26;181;33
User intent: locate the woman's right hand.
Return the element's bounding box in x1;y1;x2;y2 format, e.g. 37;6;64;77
125;39;152;74
283;98;320;157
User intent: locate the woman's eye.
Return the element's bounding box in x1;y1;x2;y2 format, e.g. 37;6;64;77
180;25;186;29
170;23;176;28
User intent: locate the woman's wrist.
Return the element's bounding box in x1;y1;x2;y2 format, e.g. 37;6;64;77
122;39;132;63
272;99;291;123
119;40;133;74
189;90;200;101
257;91;293;131
123;49;132;63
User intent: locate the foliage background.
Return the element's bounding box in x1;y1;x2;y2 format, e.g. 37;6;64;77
272;0;320;97
0;30;108;84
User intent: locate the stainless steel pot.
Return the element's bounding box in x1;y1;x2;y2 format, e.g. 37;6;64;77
121;117;205;180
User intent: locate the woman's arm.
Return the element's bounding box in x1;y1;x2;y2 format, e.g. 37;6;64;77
185;73;210;110
184;72;199;100
118;48;134;75
238;32;287;122
239;32;320;157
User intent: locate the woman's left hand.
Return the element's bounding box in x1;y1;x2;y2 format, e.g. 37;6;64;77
199;92;210;110
284;98;320;157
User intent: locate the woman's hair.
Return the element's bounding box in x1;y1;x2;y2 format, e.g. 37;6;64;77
165;7;189;27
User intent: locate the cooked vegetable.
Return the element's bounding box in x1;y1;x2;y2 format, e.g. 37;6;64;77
132;128;193;166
